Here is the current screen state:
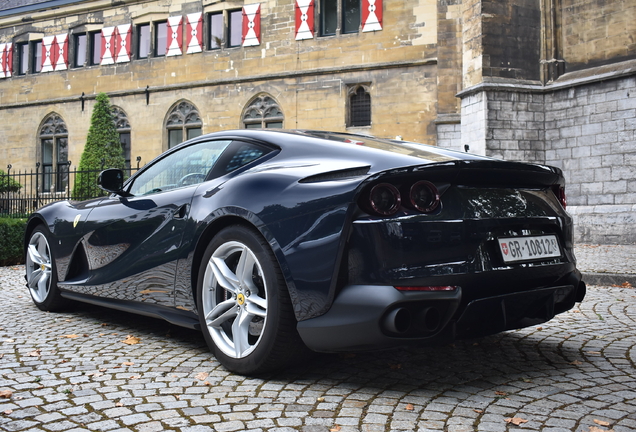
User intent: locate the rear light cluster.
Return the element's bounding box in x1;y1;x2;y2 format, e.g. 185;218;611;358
364;180;440;217
551;185;567;209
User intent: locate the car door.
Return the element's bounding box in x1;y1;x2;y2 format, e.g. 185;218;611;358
69;139;233;306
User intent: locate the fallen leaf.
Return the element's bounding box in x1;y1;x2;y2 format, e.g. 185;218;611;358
175;395;180;400
521;378;532;383
3;409;12;415
101;323;109;326
83;334;89;337
99;368;107;372
570;360;583;365
129;376;140;380
505;417;528;425
330;425;341;432
537;327;543;330
99;333;106;336
26;350;41;357
317;397;325;402
473;409;483;414
593;419;611;427
122;362;134;366
64;319;73;322
589;427;614;432
495;391;507;396
116;402;124;407
61;334;79;339
203;381;212;386
405;403;414;411
0;390;12;398
121;335;141;345
587;351;601;355
195;372;209;381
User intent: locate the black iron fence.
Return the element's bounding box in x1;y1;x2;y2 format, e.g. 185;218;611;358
1;162;139;218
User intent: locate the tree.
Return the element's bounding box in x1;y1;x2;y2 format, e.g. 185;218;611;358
73;93;125;199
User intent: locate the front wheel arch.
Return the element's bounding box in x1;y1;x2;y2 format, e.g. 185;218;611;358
190;214;294;312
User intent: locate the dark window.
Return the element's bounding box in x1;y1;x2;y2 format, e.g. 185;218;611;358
112;106;132;169
321;0;338;36
17;42;29;75
243;95;284;129
228;10;242;47
39;114;69;193
208;13;223;49
320;0;360;36
349;86;371;127
32;41;42;73
155;21;167;56
74;33;87;67
166;101;203;149
342;0;360;33
137;24;150;58
90;31;102;65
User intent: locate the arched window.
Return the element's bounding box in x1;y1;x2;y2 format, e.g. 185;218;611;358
39;114;68;193
111;106;131;169
166;101;203;149
348;85;371;127
243;95;284;129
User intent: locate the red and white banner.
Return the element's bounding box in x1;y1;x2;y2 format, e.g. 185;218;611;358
166;16;183;56
295;0;314;40
54;33;68;70
115;24;132;63
41;36;55;73
100;26;116;65
242;4;261;47
0;43;12;78
361;0;382;32
186;12;203;54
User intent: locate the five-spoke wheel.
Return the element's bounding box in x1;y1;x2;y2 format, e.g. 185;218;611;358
197;225;305;375
25;226;66;311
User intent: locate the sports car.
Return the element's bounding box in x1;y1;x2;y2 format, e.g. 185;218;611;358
24;129;586;374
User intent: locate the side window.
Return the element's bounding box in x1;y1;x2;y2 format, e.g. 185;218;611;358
128;140;232;196
209;141;271;179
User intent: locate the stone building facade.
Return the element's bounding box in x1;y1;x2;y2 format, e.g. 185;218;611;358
0;0;634;243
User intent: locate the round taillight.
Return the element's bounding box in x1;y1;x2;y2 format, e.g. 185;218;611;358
409;181;440;213
369;183;401;216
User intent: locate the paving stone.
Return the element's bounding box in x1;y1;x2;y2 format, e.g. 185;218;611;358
1;265;635;431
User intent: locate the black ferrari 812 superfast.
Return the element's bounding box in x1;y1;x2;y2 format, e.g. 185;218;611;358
24;130;585;374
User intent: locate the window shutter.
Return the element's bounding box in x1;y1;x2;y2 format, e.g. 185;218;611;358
41;36;55;73
5;43;12;77
166;16;183;56
361;0;382;32
101;27;116;65
295;0;314;40
115;24;132;63
242;4;261;47
186;12;203;54
0;43;7;78
54;34;68;70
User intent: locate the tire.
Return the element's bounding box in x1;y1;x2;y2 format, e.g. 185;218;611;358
197;225;306;375
25;226;67;311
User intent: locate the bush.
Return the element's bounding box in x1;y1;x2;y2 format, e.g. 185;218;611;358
0;169;22;193
0;218;27;266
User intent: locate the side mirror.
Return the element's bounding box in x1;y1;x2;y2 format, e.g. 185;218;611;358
98;169;127;196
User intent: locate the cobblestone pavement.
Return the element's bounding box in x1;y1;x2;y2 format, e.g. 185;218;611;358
1;264;635;432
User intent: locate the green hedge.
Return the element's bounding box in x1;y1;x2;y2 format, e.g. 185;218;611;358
0;218;27;266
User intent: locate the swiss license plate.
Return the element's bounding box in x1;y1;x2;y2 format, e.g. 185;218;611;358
498;235;562;263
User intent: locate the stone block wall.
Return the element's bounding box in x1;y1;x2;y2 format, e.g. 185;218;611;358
544;76;636;244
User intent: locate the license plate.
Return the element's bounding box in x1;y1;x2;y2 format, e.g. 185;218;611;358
498;235;562;263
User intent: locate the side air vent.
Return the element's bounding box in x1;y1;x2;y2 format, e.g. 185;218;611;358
299;166;370;183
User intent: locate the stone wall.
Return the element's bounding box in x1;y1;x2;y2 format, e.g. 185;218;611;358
458;65;636;244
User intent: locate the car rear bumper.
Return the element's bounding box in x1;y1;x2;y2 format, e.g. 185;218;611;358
297;271;585;353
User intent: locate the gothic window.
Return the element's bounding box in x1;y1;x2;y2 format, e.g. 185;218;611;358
348;85;371;127
39;114;69;193
242;95;284;129
111;106;131;169
166;101;203;149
